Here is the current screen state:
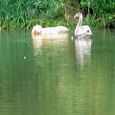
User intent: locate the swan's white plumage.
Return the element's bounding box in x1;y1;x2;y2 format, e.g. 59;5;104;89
75;25;92;37
31;25;69;39
74;12;92;38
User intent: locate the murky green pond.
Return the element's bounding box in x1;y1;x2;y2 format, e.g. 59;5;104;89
0;30;115;115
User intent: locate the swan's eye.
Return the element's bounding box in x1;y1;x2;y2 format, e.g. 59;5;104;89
87;30;90;32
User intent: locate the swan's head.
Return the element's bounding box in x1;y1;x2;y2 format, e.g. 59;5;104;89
74;12;83;19
32;25;42;36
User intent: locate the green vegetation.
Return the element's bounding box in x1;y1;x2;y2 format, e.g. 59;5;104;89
0;0;115;30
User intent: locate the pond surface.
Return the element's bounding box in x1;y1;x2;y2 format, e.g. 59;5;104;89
0;30;115;115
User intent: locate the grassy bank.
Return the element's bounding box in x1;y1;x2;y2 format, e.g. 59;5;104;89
0;0;115;31
1;16;114;31
0;18;76;31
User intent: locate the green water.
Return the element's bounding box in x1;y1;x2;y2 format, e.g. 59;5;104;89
0;30;115;115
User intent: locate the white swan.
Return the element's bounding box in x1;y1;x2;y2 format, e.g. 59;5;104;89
31;24;69;38
74;12;92;38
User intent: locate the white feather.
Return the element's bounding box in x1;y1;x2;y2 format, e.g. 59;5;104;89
74;12;92;38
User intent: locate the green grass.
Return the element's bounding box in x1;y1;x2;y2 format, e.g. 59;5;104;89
0;0;114;31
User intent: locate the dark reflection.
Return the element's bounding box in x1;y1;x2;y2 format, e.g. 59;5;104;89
75;38;92;70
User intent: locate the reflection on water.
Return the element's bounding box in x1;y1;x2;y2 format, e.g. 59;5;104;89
32;33;69;56
75;38;92;70
0;30;115;115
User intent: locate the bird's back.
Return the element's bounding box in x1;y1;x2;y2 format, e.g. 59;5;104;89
75;25;92;37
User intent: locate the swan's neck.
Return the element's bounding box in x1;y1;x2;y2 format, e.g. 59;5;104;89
76;14;83;28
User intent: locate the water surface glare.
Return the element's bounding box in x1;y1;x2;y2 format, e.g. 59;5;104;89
0;30;115;115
